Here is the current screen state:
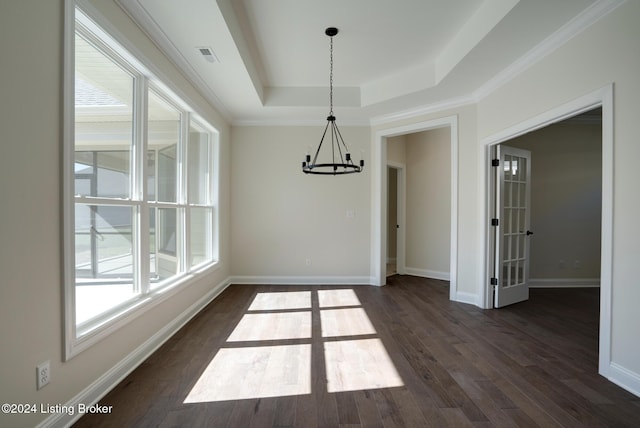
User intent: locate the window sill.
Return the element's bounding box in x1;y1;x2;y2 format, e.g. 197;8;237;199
66;260;222;360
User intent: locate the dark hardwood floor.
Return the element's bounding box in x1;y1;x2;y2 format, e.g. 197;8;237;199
74;276;640;427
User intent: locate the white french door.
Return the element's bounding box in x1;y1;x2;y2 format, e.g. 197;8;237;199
494;145;532;308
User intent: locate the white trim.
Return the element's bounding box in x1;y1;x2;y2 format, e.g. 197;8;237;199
37;277;231;428
69;263;223;357
115;0;232;120
232;118;372;127
229;276;373;286
78;0;230;125
608;363;640;398
65;2;222;359
372;115;459;304
479;83;614;385
369;0;625;129
370;95;474;127
474;0;626;102
403;268;450;281
63;0;77;360
452;291;479;307
529;278;600;288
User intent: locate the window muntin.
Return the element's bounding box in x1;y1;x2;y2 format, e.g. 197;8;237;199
67;6;219;352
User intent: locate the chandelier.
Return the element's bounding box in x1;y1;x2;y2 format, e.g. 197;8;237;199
302;27;364;175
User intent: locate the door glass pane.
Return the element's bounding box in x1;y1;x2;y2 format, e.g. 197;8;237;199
148;90;180;202
75;33;133;199
518;236;525;260
190;207;212;267
503;263;511;287
517;261;524;285
518;182;526;208
502;234;509;262
188;121;211;205
511;158;519;178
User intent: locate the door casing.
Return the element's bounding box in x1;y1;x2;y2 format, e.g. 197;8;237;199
372;115;459;303
481;84;613;377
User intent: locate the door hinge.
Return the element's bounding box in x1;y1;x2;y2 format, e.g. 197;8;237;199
491;218;499;226
490;277;498;286
491;159;499;167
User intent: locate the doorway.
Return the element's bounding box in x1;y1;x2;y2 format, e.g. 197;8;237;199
482;84;613;377
386;164;405;277
492;110;602;308
372;115;458;300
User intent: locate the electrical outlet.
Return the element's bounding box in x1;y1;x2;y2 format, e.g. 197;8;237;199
37;361;50;390
305;257;312;266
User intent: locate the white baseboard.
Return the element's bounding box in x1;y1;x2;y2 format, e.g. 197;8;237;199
36;278;232;428
529;278;600;288
229;275;373;286
403;267;450;281
608;362;640;398
452;291;479;306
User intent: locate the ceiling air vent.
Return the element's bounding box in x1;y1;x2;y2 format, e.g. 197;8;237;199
196;46;218;63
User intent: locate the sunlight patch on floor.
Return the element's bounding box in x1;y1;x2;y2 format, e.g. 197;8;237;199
324;338;404;393
184;289;404;403
248;291;311;311
320;308;377;337
318;289;361;308
184;344;311;402
227;312;312;342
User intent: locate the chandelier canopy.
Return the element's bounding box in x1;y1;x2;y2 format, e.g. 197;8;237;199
302;27;364;175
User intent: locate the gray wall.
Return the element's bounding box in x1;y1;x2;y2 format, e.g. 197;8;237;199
505;120;602;286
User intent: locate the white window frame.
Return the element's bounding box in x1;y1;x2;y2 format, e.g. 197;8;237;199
64;1;219;359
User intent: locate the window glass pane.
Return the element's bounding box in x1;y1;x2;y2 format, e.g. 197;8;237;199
148;91;180;202
147;151;156;201
149;208;180;288
188;121;211;205
75;33;133;199
75;204;137;324
190;207;212;267
75;151;130;198
157;145;178;202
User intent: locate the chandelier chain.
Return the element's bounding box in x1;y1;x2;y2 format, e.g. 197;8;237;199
329;34;333;115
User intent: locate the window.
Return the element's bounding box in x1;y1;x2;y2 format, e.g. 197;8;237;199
65;5;218;357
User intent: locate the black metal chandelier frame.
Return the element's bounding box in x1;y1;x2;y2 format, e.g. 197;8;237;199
302;27;364;175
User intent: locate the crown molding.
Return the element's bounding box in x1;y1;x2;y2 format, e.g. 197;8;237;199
473;0;627;102
114;0;233;122
369;95;475;127
369;0;625;127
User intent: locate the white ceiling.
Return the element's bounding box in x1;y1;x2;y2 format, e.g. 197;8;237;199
115;0;604;124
